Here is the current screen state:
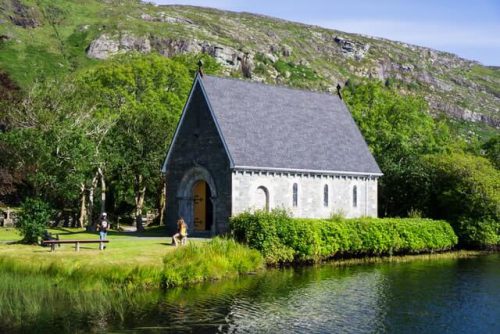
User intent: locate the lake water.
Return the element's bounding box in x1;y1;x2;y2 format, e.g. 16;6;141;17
2;253;499;333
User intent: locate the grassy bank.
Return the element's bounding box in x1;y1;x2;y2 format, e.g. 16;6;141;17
0;212;461;290
0;227;264;288
231;211;459;265
0;247;488;332
162;238;264;287
0;225;486;332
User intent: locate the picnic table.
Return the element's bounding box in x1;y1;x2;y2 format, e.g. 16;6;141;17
42;239;109;252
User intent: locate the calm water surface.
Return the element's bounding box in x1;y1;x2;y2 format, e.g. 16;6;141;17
119;254;500;333
4;253;500;333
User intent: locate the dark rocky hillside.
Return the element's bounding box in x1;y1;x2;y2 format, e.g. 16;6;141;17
0;0;498;129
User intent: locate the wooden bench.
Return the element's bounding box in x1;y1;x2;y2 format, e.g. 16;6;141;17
42;240;109;252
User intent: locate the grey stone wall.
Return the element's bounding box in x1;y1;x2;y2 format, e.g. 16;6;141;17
232;170;378;218
164;83;232;235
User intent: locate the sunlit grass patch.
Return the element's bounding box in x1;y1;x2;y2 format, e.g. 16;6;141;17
162;237;264;288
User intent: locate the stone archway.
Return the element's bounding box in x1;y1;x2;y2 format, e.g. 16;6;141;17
176;166;217;235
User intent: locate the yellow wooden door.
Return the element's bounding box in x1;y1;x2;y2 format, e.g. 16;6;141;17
193;181;206;231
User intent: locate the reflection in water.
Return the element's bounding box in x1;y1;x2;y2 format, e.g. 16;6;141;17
150;255;500;334
223;270;383;333
1;254;499;333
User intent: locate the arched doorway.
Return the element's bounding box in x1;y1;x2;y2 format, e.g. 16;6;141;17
176;166;217;235
192;180;214;232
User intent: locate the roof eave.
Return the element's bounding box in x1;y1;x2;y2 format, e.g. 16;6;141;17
232;165;383;177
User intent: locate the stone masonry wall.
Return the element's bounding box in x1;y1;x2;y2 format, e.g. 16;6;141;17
165;82;232;235
232;170;378;218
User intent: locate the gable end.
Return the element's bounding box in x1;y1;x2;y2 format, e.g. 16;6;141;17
162;74;234;172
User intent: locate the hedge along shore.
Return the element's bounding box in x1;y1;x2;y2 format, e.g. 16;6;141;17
230;210;459;265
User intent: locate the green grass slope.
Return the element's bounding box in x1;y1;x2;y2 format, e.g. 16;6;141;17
0;0;498;132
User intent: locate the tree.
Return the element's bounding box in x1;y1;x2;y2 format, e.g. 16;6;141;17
77;53;192;229
482;134;500;169
424;152;500;248
0;80;111;226
343;81;451;217
16;197;53;244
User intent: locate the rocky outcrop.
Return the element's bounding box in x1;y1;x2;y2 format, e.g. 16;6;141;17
429;100;499;127
140;12;193;24
86;34;119;59
7;0;40;28
86;34;150;60
3;1;490;129
334;36;370;60
87;34;255;76
120;35;151;54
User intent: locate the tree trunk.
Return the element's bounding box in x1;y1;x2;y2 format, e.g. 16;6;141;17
135;174;146;232
98;167;106;214
88;172;99;230
159;176;166;226
78;183;87;228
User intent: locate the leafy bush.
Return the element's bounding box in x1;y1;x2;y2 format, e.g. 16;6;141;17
424;152;500;248
16;198;53;244
230;210;458;264
457;217;500;249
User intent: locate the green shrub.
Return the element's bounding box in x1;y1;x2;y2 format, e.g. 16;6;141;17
424;152;500;248
230;210;458;264
457;217;500;249
16;198;53;244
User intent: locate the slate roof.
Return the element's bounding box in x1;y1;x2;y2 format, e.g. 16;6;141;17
175;74;381;175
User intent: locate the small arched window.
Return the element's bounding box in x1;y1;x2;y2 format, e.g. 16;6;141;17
353;185;358;208
323;184;329;207
293;183;298;207
256;186;269;212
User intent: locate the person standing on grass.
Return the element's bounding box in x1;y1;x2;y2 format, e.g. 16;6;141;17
98;212;109;244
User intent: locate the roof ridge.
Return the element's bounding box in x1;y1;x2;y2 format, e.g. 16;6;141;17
202;74;342;100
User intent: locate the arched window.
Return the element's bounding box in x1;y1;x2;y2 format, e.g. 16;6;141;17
255;186;269;212
323;184;329;207
293;183;298;207
353;185;358;208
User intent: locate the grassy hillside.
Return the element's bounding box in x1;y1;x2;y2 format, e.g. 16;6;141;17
0;0;498;134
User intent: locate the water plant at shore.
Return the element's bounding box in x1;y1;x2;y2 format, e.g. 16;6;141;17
162;237;264;288
231;210;458;264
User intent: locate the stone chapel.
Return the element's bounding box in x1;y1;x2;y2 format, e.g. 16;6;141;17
162;73;382;235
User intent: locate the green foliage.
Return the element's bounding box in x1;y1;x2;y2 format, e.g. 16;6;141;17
273;60;320;87
16;198;53;244
230;209;295;264
162;237;264;287
424;152;500;248
0;80;100;207
482;134;500;169
172;53;222;77
76;53;192;214
1;51;224;220
231;210;457;264
343;81;452;216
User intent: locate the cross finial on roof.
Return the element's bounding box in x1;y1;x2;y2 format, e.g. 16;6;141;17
197;60;204;77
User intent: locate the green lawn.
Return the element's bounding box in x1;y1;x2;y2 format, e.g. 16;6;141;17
0;226;198;271
0;227;262;289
